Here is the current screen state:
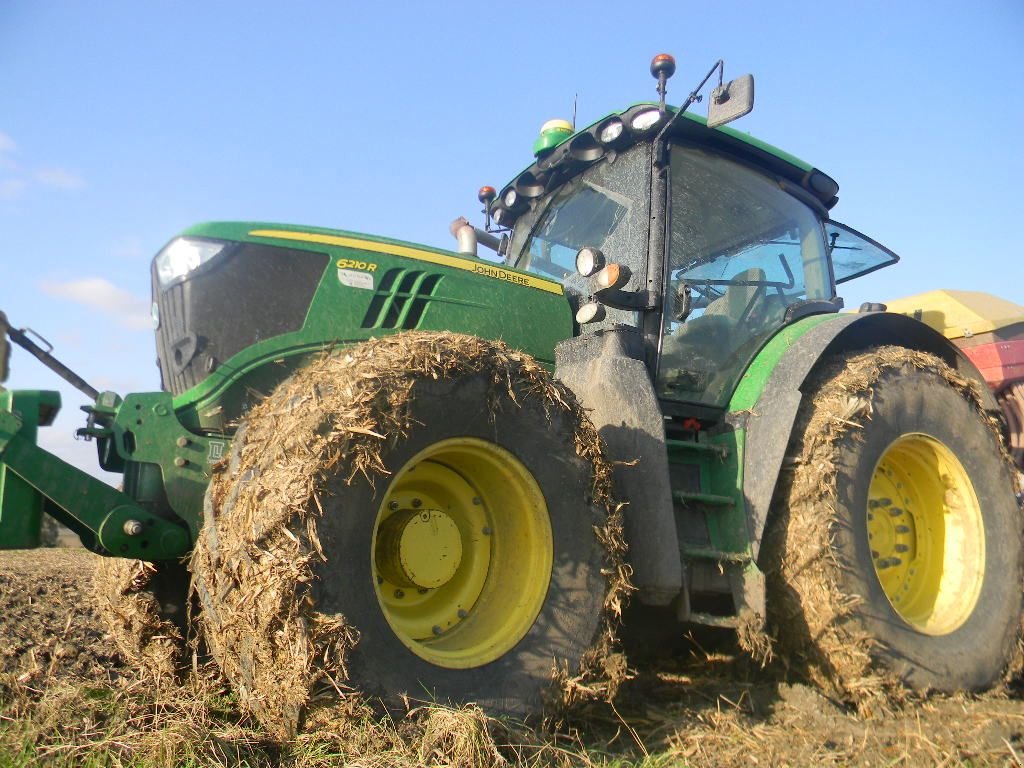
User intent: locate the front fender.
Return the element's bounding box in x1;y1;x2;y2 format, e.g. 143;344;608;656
556;328;683;606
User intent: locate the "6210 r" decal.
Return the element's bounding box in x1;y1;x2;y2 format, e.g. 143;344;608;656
336;258;378;272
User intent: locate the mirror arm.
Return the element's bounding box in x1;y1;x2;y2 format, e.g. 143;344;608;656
654;59;724;147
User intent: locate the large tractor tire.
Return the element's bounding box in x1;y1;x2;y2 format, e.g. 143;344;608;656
93;558;189;684
190;333;627;738
763;345;1023;707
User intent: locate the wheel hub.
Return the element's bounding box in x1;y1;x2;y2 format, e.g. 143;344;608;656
372;437;553;669
375;508;463;589
867;433;984;635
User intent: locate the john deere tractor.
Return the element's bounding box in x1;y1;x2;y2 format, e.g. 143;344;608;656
1;54;1021;729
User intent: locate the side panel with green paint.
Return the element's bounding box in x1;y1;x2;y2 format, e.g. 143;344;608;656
668;315;847;619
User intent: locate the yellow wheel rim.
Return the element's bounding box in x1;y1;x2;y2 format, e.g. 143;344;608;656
867;433;985;635
372;437;553;668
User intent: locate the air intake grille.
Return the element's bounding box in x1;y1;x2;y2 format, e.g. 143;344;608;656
153;243;329;396
361;269;443;330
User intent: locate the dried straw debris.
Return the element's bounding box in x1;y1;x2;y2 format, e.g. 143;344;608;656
93;557;184;686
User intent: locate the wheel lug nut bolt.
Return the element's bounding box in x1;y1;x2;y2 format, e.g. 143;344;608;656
889;507;903;517
432;625;443;635
176;436;190;448
457;609;468;619
482;526;492;535
895;544;909;553
411;498;422;508
394;589;404;598
388;501;399;511
472;497;482;506
896;525;910;533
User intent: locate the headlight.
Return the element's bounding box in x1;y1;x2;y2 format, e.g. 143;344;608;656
576;246;605;277
154;237;227;288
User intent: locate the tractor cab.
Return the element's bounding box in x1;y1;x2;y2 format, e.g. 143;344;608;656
490;56;899;412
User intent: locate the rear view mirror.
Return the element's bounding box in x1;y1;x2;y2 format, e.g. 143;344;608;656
707;74;754;128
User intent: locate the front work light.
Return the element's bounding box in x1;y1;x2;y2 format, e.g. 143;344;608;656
630;108;662;133
597;118;625;145
154;237;228;288
575;246;605;277
575;302;606;324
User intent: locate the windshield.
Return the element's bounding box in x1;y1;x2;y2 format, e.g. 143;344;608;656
659;145;830;406
507;144;651;326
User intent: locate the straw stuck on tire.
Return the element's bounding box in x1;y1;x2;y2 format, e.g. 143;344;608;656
190;332;628;738
763;346;1024;709
93;558;188;685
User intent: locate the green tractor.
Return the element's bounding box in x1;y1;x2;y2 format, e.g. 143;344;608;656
1;54;1021;731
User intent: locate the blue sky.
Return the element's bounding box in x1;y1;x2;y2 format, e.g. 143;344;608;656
2;1;1022;477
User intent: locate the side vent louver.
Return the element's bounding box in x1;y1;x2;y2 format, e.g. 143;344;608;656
361;269;443;330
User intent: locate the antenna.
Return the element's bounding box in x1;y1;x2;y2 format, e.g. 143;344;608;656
572;93;578;130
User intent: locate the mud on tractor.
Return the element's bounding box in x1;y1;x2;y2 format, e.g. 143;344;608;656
2;55;1022;734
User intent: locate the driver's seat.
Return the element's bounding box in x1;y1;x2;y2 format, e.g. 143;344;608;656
659;267;768;392
703;267;767;325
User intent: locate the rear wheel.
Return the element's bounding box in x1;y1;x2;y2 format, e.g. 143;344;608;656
764;346;1023;702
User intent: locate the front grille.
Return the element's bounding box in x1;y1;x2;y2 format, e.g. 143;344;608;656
153;243;329;396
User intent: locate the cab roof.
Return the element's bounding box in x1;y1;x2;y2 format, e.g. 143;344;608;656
490;103;839;227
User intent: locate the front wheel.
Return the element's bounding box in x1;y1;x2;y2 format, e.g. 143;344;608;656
763;346;1023;704
315;372;609;713
191;333;625;736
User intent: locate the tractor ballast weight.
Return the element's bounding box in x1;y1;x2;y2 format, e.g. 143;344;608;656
1;54;1022;727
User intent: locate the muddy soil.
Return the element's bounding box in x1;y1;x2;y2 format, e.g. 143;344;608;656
0;549;120;684
3;548;1024;766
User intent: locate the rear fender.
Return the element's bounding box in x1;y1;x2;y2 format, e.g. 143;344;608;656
739;312;999;563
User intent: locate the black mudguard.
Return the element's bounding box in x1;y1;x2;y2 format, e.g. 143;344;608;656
556;327;684;606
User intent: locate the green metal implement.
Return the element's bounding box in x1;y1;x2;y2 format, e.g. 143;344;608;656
0;391;191;559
